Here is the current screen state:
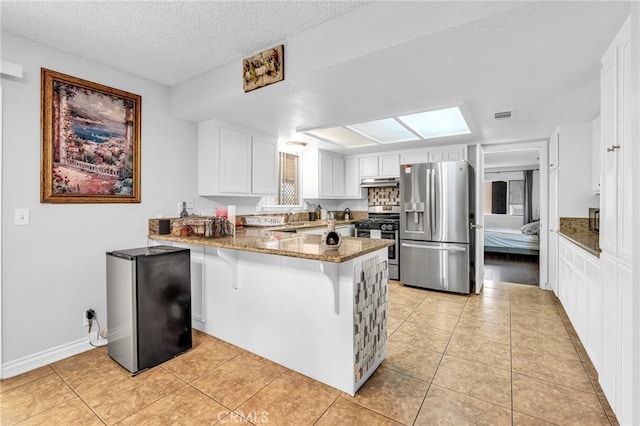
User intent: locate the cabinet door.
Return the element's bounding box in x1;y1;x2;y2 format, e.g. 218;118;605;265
319;151;333;197
360;157;379;178
219;128;251;193
379;154;400;177
429;147;466;162
401;151;429;165
616;36;633;265
252;137;277;195
592;116;601;194
599;253;618;408
332;156;345;197
549;128;559;170
344;157;361;198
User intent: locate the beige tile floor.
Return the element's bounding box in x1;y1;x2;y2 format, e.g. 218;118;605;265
0;280;618;425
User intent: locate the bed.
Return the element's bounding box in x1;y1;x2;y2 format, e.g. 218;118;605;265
483;215;540;255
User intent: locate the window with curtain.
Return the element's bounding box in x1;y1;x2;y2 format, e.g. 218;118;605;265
263;152;300;206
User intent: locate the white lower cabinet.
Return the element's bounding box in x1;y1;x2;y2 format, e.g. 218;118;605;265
600;253;634;425
557;236;602;371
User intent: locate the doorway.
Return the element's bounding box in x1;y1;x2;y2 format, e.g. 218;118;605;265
481;143;548;288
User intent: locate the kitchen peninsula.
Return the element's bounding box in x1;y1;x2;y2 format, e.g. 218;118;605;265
148;219;393;395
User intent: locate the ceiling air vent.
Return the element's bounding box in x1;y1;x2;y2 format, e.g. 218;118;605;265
494;111;512;119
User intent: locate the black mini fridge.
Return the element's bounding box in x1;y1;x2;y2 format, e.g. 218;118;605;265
106;245;192;375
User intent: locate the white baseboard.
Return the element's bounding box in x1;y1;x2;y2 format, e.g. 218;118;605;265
2;336;99;379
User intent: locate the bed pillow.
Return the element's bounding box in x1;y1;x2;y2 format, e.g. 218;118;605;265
520;221;540;235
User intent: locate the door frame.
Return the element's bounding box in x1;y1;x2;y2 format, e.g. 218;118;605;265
482;140;549;289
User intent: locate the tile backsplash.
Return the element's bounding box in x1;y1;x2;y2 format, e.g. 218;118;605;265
368;187;399;206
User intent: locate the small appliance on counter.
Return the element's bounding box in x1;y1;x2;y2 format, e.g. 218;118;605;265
589;208;600;233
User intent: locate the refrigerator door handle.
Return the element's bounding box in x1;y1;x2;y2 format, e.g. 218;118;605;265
401;243;466;252
425;167;431;235
431;168;437;236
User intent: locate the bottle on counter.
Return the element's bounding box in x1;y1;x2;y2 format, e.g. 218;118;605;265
180;202;189;218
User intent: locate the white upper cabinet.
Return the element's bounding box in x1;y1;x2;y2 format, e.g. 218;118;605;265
549;128;560;170
359;157;379;177
379;154;400;177
303;149;351;199
592;116;601;194
344;157;362;198
332;155;345;197
429;146;467;162
219;127;252;194
600;18;632;265
359;154;400;178
400;144;467;165
252;137;278;195
198;119;277;196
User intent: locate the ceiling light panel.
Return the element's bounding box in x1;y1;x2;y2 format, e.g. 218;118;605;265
398;106;470;139
304;127;375;147
346;118;418;144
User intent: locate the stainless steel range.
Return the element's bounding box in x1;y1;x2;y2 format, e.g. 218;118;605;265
355;206;400;280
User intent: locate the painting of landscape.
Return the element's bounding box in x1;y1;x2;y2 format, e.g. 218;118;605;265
41;69;141;203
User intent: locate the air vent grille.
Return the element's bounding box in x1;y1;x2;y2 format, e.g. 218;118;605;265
494;111;512;119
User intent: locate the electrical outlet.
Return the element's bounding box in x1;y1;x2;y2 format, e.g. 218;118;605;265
186;199;194;209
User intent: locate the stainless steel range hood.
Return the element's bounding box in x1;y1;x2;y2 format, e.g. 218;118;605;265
360;177;400;188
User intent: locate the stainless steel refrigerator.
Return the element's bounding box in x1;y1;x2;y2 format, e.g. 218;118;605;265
400;161;475;294
106;245;192;375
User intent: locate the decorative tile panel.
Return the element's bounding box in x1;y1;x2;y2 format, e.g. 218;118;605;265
353;256;388;382
368;187;399;206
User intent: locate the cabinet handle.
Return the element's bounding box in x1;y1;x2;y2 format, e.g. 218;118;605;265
607;144;620;152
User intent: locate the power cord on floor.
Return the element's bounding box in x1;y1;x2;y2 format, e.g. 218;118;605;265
88;312;108;348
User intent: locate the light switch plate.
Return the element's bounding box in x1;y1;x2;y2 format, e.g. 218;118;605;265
15;208;29;225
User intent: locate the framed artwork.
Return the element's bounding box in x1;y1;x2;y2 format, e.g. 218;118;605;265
40;68;141;203
242;44;284;92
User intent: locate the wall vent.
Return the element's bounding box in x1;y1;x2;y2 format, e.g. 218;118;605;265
494;111;512;119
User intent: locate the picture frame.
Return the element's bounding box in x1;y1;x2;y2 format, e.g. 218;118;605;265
242;44;284;92
40;68;141;203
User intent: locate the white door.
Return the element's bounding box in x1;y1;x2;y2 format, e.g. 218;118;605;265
474;144;485;294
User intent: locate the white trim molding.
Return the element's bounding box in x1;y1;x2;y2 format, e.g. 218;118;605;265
2;337;96;379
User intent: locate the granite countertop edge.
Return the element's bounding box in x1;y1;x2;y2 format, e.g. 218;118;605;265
557;230;601;258
148;233;394;264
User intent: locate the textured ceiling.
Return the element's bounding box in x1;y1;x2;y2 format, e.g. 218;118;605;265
0;0;367;86
0;1;632;153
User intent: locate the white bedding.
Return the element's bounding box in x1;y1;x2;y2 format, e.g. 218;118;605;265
484;227;540;251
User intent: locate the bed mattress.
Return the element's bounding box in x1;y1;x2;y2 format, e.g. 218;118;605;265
484;227;539;251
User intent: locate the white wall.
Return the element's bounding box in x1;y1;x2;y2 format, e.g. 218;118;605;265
558;121;599;217
1;33;197;369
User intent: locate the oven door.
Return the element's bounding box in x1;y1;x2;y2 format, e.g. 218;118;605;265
356;229;397;261
356;229;399;280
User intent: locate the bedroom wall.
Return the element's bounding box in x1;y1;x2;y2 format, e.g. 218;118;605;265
484;169;540;222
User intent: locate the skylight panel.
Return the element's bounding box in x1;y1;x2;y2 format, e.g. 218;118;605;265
398;106;470;139
346;118;417;144
304;127;375;147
